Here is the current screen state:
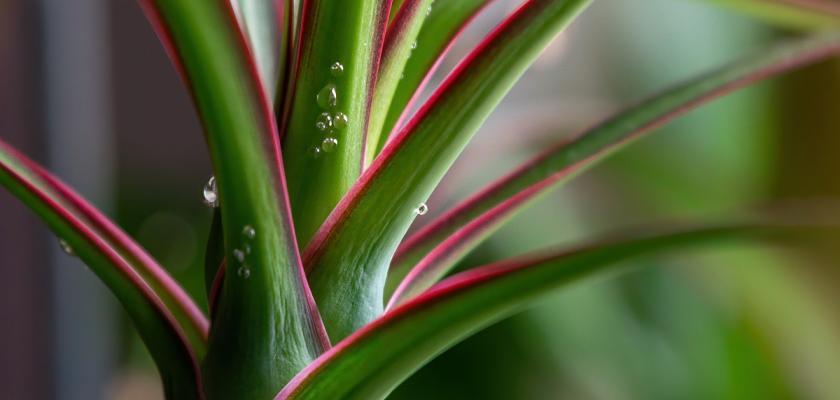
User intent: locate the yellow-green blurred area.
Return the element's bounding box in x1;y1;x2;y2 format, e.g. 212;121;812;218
1;0;839;399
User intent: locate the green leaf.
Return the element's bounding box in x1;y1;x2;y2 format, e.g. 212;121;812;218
232;0;289;102
140;1;330;397
372;0;494;162
704;0;840;30
364;0;435;167
282;0;392;247
0;140;204;399
281;218;840;399
385;32;840;303
304;0;592;342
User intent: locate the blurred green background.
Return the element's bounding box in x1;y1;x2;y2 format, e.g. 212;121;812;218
1;0;838;399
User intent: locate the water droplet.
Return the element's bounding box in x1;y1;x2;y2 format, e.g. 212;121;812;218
316;83;338;109
414;202;429;216
309;146;322;158
58;239;75;256
237;265;251;279
330;62;344;77
233;249;245;262
426;5;432;15
244;244;251;254
321;137;339;153
333;112;349;130
410;41;417;50
242;225;256;239
202;176;219;208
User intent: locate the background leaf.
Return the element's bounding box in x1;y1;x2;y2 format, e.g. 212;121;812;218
386;32;840;304
704;0;840;30
281;218;840;400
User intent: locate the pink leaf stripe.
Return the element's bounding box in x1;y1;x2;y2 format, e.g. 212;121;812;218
0;140;209;340
387;32;840;305
0;140;204;396
222;2;332;347
139;0;331;349
280;219;838;399
381;0;496;150
361;0;396;169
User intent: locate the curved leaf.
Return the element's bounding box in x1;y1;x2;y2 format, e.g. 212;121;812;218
386;32;840;304
282;0;393;246
281;218;840;399
372;0;496;161
364;0;435;167
0;140;204;399
139;1;329;397
304;0;592;342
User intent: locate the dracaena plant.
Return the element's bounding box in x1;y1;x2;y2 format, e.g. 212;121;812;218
2;0;839;398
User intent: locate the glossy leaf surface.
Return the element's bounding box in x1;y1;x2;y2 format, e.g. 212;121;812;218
304;0;592;341
140;1;329;397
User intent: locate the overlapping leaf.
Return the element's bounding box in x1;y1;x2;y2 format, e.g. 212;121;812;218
231;0;290;102
0;140;205;399
386;32;840;304
281;219;840;399
371;0;495;161
139;1;329;397
364;0;436;166
304;0;593;342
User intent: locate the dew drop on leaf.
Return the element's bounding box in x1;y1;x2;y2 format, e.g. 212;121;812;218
309;146;322;158
321;137;339;153
414;203;429;216
333;112;349;130
330;62;344;77
316;83;338;109
237;265;251;279
233;249;245;262
242;225;256;239
203;176;219;208
58;239;75;256
410;41;417;50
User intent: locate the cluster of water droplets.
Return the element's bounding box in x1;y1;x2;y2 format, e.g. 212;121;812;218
233;225;256;279
312;62;350;157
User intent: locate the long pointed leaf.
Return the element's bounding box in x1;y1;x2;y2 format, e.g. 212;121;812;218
372;0;495;161
282;0;392;246
386;33;840;303
304;0;591;342
139;1;330;397
364;0;435;167
281;219;839;399
0;140;204;399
